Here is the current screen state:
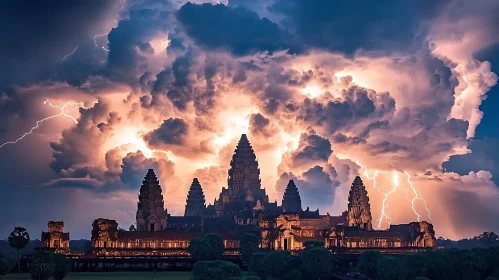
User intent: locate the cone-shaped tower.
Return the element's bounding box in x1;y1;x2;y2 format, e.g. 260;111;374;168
184;178;206;217
347;176;372;230
136;169;167;231
282;180;302;213
227;134;261;197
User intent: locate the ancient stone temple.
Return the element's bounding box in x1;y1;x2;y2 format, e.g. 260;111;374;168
347;176;373;231
282;180;302;213
41;221;70;254
83;133;437;257
136;169;168;232
184;178;206;217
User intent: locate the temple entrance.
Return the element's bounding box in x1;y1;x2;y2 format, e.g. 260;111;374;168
53;240;60;248
284;238;288;250
104;241;107;248
150;224;155;231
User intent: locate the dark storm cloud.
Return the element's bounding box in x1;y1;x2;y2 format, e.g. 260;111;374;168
331;133;366;145
405;118;469;165
148;50;220;113
0;0;117;89
268;0;449;54
292;131;332;163
177;3;297;55
50;101;117;175
120;151;175;188
368;141;408;155
358;120;390;138
277;165;338;209
263;99;280;115
107;7;173;83
144;118;189;147
298;86;396;134
249;113;275;137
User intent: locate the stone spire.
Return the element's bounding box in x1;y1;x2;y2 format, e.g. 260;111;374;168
136;169;167;231
347;176;372;230
184;178;206;217
227;134;261;196
282;180;302;213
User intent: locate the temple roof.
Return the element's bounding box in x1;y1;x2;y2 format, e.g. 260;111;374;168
227;134;261;192
348;176;370;206
139;169;163;198
282;180;302;213
184;178;206;216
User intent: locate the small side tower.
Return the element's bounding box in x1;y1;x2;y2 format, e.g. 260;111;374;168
184;178;207;217
282;180;302;213
347;176;373;231
41;221;70;254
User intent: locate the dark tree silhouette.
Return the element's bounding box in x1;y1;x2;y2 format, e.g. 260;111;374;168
301;247;332;280
204;233;225;260
8;227;30;272
239;233;260;263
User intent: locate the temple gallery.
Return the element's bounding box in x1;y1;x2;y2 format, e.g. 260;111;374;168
42;134;436;256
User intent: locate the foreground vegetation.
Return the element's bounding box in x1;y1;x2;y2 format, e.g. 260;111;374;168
0;271;192;280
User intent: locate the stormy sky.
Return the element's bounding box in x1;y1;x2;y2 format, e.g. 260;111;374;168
1;0;498;240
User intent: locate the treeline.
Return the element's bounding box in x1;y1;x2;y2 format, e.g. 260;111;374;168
356;247;499;280
187;233;499;280
437;232;499;249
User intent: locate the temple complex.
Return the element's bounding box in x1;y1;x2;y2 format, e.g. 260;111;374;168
44;134;436;257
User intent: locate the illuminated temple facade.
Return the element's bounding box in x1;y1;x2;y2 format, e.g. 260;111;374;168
44;134;436;256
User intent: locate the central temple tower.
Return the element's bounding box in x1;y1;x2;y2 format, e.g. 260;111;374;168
347;176;373;231
214;134;271;221
227;134;261;196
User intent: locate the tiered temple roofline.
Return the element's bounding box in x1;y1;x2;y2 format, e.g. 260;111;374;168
347;176;373;231
282;180;302;213
136;169;167;232
184;178;206;217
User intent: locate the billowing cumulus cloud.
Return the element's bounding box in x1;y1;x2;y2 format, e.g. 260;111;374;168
0;0;498;240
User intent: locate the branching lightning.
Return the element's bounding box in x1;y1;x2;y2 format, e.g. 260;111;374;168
356;160;431;229
0;99;85;148
93;34;110;52
404;171;432;221
62;46;79;60
93;0;126;52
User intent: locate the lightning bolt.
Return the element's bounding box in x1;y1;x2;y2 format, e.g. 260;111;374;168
0;99;85;148
62;46;79;60
356;160;431;229
93;34;110;52
93;0;126;52
404;171;432;221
